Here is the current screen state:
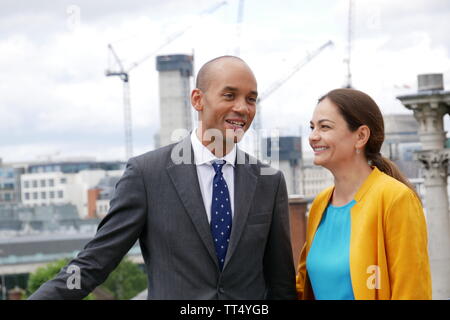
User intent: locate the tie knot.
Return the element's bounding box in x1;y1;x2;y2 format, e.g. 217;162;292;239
212;160;226;174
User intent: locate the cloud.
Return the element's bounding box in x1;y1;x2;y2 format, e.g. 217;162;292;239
1;0;449;162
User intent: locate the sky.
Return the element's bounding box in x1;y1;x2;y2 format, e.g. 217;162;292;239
1;0;449;163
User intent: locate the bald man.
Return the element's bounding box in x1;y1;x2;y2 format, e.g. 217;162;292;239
29;56;297;300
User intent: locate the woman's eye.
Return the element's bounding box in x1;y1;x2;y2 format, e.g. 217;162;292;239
248;97;257;103
309;126;314;131
224;93;234;99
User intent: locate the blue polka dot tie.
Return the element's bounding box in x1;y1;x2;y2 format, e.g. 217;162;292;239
210;160;232;271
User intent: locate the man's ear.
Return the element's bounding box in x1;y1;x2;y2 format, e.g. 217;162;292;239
191;88;203;112
355;125;370;149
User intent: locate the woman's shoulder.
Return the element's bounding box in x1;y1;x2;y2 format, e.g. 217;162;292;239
371;170;412;195
365;170;422;210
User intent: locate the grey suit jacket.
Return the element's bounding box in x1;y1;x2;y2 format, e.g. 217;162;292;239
29;137;297;300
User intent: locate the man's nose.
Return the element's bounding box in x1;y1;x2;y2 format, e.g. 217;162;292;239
232;97;250;114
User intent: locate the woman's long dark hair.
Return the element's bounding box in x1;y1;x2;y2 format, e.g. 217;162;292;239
319;88;420;200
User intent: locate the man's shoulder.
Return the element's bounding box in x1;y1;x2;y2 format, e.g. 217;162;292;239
237;149;283;179
129;141;183;171
134;143;176;161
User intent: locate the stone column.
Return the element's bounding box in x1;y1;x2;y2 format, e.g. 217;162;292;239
410;102;447;150
397;73;450;299
416;150;450;299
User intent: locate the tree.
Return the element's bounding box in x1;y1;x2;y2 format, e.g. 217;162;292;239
100;258;147;300
26;258;93;300
26;257;147;300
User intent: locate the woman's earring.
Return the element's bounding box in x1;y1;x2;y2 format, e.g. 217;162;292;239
356;148;360;154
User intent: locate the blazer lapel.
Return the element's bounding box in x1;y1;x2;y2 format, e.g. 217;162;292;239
166;137;219;268
223;149;258;270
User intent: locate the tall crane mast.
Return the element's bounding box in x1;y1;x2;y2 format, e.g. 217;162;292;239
253;40;334;158
105;44;133;160
105;1;228;160
344;0;354;88
234;0;245;56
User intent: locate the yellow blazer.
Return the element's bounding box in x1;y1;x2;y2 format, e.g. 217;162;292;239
296;167;432;300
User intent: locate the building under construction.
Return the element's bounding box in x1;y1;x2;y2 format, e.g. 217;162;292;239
155;54;194;148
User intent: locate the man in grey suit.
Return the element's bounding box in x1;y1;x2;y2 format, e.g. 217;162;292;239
29;56;297;300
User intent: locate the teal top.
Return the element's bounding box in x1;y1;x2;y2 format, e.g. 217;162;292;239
306;200;356;300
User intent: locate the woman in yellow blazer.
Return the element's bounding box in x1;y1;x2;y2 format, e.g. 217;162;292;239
296;88;432;300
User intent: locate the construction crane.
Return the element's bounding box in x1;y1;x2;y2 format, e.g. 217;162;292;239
253;40;334;158
105;1;228;160
234;0;245;56
105;44;133;160
344;0;354;88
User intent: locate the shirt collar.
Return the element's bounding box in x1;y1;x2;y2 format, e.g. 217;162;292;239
190;129;236;167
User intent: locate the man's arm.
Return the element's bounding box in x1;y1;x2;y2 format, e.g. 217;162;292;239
263;171;297;300
28;158;148;299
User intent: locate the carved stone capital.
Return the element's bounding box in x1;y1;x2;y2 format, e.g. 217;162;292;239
415;149;450;180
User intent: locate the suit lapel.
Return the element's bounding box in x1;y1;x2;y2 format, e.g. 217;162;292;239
166;138;259;271
223;149;257;270
166;137;219;268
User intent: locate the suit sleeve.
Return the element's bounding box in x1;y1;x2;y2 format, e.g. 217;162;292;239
384;189;432;299
28;158;148;299
263;171;297;300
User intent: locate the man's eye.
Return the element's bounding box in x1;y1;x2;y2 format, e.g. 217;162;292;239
224;93;234;99
309;126;314;131
248;97;257;103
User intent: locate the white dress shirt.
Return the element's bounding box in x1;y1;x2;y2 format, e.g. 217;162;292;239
191;129;236;223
